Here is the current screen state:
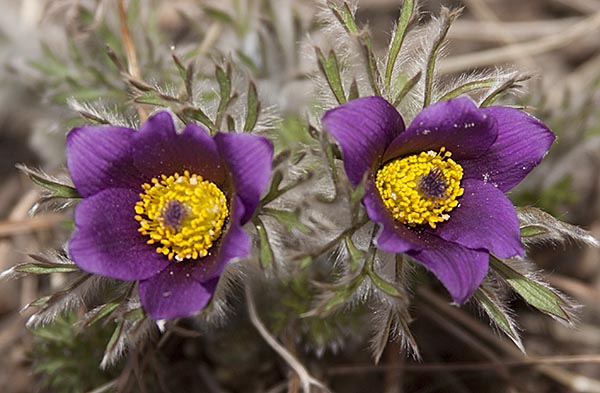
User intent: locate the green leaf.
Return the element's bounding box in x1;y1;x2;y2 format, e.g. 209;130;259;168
105;45;126;73
480;75;530;107
261;170;283;206
423;9;459;108
128;78;155;92
323;138;339;190
66;106;111;125
359;38;382;96
14;262;80;275
124;308;144;320
244;81;260;131
215;65;231;108
30;177;80;199
134;92;171;106
299;256;313;270
365;256;402;298
104;320;125;357
438;78;503;102
263;208;311;234
226;115;236;131
307;271;367;317
473;287;524;352
311;284;357;316
348;79;359;101
384;0;414;89
179;107;216;133
344;236;365;271
84;302;121;327
350;179;366;210
490;257;571;323
256;218;274;269
392;71;421;107
184;62;195;102
520;224;549;238
367;269;403;298
20;166;80;199
172;52;187;81
328;1;380;96
28;295;52;308
315;48;346;104
328;2;360;34
516;206;599;247
318;291;352;315
215;64;233;127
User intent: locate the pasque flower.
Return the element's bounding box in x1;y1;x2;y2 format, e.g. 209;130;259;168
323;96;554;303
67;112;273;319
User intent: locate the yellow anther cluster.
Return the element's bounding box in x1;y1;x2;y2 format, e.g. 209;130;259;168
134;171;228;261
375;148;464;229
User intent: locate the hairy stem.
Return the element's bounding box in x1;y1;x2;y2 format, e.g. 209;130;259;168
245;284;330;393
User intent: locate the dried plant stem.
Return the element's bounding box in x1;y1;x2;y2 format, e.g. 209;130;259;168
567;50;600;90
440;11;600;74
327;355;600;374
266;382;289;393
417;288;600;393
420;303;517;388
116;0;147;121
461;0;536;70
245;284;330;393
0;190;42;313
0;213;65;237
550;0;600;14
383;341;404;393
283;331;301;393
85;380;118;393
449;18;580;42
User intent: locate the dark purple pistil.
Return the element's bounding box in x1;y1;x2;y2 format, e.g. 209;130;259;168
418;168;448;199
162;200;188;230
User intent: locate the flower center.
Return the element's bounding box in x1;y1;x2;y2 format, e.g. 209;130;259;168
134;170;229;261
375;147;464;229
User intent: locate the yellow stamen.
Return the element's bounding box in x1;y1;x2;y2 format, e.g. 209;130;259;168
375;147;464;229
134;170;228;261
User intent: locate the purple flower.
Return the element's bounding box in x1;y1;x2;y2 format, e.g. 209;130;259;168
323;96;554;303
67;112;273;319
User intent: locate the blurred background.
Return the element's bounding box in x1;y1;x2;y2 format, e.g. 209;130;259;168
1;0;600;392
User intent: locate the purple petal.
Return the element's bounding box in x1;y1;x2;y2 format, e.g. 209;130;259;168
383;97;497;162
408;237;489;304
139;265;218;319
191;196;251;282
429;179;524;259
362;181;428;253
66;125;141;197
69;188;169;280
322;96;405;185
460;106;555;192
214;132;273;224
132;112;227;185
